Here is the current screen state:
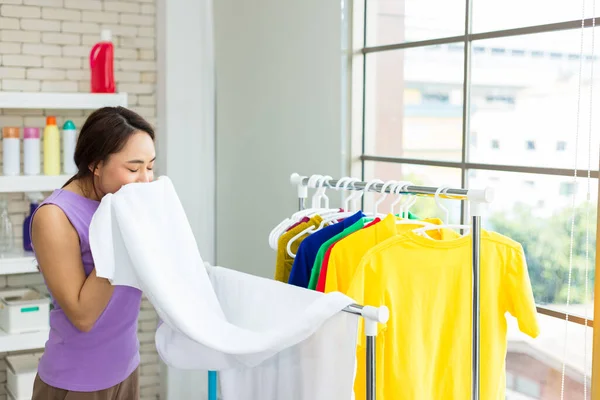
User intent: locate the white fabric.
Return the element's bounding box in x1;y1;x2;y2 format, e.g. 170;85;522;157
89;176;359;399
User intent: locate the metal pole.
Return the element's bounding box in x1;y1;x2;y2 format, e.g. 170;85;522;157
290;173;493;203
472;214;481;400
366;336;375;400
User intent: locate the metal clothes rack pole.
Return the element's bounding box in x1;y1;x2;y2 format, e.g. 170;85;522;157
291;173;493;400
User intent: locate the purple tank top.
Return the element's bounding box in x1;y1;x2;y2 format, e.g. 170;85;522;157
32;189;142;391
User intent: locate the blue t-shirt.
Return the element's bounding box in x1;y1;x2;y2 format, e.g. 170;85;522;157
287;211;364;288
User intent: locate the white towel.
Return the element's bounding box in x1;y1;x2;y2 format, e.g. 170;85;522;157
89;177;359;400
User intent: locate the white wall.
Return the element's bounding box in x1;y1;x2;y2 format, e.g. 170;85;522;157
156;0;215;398
156;0;345;397
214;0;346;277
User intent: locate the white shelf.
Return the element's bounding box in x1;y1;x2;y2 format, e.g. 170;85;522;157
0;252;38;275
0;92;128;109
0;174;71;193
0;329;48;352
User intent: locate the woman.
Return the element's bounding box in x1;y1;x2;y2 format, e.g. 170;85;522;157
30;107;156;400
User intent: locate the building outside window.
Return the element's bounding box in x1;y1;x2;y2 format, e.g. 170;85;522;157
557;141;567;151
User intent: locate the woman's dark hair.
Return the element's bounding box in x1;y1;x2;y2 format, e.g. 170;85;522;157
62;106;155;191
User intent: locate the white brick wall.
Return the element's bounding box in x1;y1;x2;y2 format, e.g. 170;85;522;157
0;0;159;398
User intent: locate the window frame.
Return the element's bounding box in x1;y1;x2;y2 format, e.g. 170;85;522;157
346;0;600;394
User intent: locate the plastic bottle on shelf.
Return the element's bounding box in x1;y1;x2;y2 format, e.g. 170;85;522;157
62;120;77;174
43;116;61;176
2;127;20;176
23;127;41;176
90;29;115;93
22;192;43;252
0;196;14;256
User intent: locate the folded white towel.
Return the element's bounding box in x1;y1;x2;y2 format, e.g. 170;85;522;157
90;176;359;400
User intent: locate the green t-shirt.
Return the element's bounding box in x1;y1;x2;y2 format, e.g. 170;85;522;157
307;218;367;290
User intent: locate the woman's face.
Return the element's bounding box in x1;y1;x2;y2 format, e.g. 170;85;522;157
93;131;156;196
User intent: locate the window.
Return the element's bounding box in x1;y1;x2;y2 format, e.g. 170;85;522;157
471;131;478;146
523;180;535;188
485;94;515;105
355;2;598;398
559;182;577;197
506;371;515;389
526;141;536;150
515;376;541;398
422;93;450;103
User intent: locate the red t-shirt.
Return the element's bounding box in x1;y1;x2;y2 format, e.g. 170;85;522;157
315;217;382;292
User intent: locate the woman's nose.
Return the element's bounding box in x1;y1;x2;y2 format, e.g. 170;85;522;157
138;170;151;183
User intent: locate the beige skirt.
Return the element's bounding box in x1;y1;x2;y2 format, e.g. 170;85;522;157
31;368;139;400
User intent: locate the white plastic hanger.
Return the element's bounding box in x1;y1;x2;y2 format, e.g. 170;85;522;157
268;174;323;250
399;185;418;219
344;178;363;212
373;180;398;216
311;175;331;209
390;181;411;215
413;187;470;238
393;182;436;227
269;174;335;250
286;177;365;258
293;174;328;218
361;179;384;218
312;178;362;230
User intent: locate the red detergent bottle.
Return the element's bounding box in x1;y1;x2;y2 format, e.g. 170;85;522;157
90;29;115;93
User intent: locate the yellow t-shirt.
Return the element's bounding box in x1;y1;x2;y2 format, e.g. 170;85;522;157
347;229;540;400
274;215;323;282
324;213;456;294
324;213;460;400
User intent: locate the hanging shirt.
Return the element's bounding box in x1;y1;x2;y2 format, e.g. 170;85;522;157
347;229;540;400
274;215;323;282
315;218;382;292
324;214;450;295
323;214;456;399
287;211;364;288
285;216;310;232
307;217;381;290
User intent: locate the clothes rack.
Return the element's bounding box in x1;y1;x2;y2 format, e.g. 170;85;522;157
290;172;494;400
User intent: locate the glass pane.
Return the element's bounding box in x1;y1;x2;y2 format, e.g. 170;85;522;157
506;314;592;399
366;0;466;47
362;161;462;221
472;0;586;33
364;45;465;162
469;169;597;308
468;29;600;170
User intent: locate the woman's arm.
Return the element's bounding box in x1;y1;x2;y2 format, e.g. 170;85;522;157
31;204;115;332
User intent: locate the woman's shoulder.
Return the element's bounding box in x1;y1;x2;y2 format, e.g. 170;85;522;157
32;202;74;233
